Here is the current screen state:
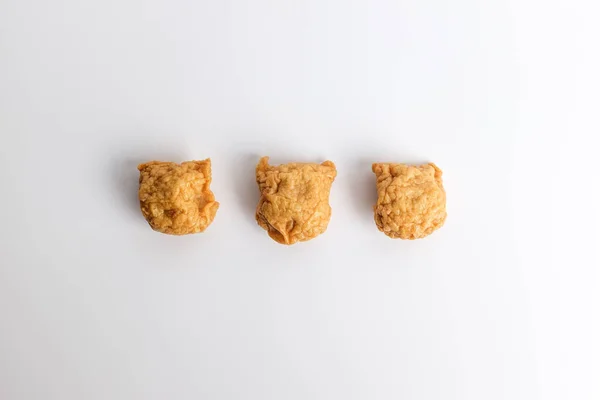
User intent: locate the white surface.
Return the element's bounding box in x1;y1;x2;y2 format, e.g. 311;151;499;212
0;0;598;399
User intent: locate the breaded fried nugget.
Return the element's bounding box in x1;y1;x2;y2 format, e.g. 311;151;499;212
138;159;219;235
372;163;446;239
255;156;337;245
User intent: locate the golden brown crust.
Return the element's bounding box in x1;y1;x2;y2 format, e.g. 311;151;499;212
255;156;337;245
372;162;446;239
137;159;219;235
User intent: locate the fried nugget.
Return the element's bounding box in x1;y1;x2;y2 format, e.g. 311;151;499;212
255;156;337;245
372;162;446;239
138;159;219;235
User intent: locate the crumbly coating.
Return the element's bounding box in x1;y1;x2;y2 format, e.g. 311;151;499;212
138;159;219;235
372;163;446;239
255;156;337;245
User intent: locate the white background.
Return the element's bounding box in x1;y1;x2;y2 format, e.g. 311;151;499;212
0;0;598;399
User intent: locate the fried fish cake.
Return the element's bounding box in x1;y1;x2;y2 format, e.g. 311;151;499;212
372;162;446;239
255;156;337;245
138;159;219;235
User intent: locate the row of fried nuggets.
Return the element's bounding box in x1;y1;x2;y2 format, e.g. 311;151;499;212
137;157;446;243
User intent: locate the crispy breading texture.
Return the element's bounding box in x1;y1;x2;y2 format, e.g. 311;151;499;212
372;162;446;239
255;156;337;245
138;159;219;235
